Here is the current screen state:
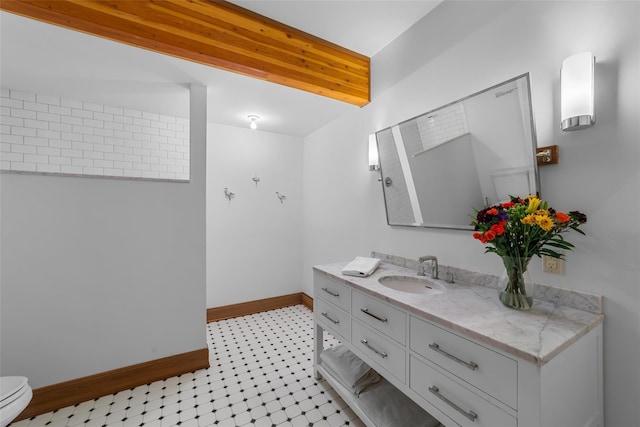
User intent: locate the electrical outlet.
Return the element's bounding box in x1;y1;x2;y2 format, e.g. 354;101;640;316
542;255;564;275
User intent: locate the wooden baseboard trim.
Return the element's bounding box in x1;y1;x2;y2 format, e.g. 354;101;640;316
207;292;314;323
15;347;209;422
301;293;313;311
17;293;317;422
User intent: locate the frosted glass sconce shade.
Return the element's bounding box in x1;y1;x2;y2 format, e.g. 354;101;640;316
561;52;595;131
369;133;380;171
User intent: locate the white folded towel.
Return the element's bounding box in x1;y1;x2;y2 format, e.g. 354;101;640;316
320;345;381;395
342;256;381;277
358;379;441;427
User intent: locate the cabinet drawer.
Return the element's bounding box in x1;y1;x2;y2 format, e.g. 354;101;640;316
352;290;406;344
410;316;517;409
410;356;516;427
315;299;351;341
352;320;405;383
314;274;351;312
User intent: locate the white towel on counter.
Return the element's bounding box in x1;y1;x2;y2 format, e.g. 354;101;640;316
342;256;381;277
320;344;381;395
358;379;442;427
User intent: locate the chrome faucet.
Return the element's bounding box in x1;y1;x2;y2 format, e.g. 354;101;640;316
418;255;438;279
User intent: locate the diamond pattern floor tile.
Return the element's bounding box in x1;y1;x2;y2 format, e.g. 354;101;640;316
11;305;365;427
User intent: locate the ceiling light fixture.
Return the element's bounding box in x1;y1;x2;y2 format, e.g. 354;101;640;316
247;115;260;130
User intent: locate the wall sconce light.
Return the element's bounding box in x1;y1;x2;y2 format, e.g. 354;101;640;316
368;133;380;171
561;52;595;131
247;114;260;130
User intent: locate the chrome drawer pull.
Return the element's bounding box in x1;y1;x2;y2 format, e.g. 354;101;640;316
321;287;340;298
321;312;339;325
360;339;388;358
360;307;388;323
429;343;478;370
429;386;478;422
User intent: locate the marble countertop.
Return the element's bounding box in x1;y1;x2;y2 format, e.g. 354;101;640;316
313;261;603;366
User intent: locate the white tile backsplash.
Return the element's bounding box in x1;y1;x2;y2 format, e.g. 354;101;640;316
1;88;190;181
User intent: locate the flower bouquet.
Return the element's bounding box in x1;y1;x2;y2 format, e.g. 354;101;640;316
471;196;587;310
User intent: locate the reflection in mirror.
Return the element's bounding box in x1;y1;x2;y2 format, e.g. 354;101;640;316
376;73;539;230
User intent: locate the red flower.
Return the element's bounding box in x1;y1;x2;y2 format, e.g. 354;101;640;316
501;201;515;208
473;232;484;240
487;208;498;215
555;212;571;223
491;221;506;236
483;230;496;241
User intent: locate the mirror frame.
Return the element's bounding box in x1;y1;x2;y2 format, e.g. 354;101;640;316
376;73;540;230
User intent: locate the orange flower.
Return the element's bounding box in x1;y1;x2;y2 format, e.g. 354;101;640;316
556;212;571;223
487;208;498;215
501;201;515;208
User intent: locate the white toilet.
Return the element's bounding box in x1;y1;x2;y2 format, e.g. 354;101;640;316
0;377;33;427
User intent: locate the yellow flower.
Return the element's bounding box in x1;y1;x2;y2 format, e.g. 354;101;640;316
521;214;537;225
536;215;554;231
536;209;549;216
526;196;542;214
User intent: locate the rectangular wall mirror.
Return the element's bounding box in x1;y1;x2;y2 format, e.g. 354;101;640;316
375;73;539;230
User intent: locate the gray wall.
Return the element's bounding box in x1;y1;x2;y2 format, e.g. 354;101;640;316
0;85;207;388
302;2;639;426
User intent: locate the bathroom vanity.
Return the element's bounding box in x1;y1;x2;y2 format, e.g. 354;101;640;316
313;258;603;427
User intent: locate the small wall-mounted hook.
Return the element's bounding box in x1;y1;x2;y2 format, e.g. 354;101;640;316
276;192;287;204
223;187;235;201
251;173;261;187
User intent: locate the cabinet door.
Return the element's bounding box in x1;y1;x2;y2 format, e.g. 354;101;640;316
410;356;516;427
315;274;351;312
315;299;351;342
410;316;517;409
351;320;406;383
352;290;406;344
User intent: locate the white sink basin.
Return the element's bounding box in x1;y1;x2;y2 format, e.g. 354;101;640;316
378;275;446;295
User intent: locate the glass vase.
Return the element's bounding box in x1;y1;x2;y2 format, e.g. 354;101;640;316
498;255;534;310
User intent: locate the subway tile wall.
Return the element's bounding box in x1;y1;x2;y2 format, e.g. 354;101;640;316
416;103;469;151
0;88;190;181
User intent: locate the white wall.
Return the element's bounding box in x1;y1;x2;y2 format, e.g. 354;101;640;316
302;2;639;426
0;85;207;388
206;124;303;308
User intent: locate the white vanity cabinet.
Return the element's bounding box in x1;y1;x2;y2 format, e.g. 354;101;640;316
313;267;604;427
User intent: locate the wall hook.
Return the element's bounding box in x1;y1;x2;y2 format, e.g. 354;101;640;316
223;187;235;201
276;192;287;204
536;145;559;166
251;173;261;187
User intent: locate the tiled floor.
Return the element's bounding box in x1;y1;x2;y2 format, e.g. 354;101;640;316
12;305;365;427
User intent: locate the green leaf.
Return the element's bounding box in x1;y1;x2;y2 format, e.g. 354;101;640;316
544;240;574;250
539;248;565;259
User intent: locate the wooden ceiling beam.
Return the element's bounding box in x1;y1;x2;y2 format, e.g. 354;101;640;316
0;0;370;106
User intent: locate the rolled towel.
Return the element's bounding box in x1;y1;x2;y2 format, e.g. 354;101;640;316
342;256;381;277
352;368;382;396
358;379;441;427
320;345;381;395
